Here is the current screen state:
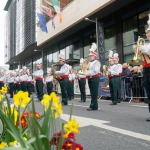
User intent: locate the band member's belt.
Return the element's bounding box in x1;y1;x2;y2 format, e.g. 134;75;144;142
109;75;120;78
0;81;4;84
119;73;122;76
87;73;100;79
16;82;21;84
69;80;74;82
60;75;68;80
35;78;43;81
46;81;52;83
79;78;86;80
142;60;150;67
23;81;28;83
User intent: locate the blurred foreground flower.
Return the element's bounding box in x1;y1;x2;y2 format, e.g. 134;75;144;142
41;92;63;118
0;88;83;150
13;91;31;107
0;86;8;94
64;118;80;137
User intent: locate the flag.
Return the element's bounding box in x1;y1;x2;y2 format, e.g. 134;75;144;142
37;13;48;33
52;0;62;23
42;5;55;29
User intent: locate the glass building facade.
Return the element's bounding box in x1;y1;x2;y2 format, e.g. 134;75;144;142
4;0;150;73
4;0;36;67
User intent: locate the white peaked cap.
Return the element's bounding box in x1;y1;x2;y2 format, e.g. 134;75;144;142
89;43;97;52
59;51;65;61
37;60;42;67
47;68;52;73
113;53;119;61
89;43;98;57
147;13;150;31
37;60;42;64
113;53;119;58
69;65;72;70
23;66;27;70
108;50;113;58
13;71;17;75
80;58;84;64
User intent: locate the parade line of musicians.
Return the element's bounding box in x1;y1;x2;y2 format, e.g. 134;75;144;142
0;14;150;121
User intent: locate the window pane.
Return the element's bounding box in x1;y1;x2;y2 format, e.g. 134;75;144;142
84;34;95;58
66;45;73;59
53;51;59;63
123;16;138;46
47;53;53;67
138;10;149;38
73;41;81;59
104;26;116;52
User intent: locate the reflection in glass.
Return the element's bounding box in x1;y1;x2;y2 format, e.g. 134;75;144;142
84;34;96;58
53;51;59;62
73;41;80;59
104;26;116;52
122;16;138;62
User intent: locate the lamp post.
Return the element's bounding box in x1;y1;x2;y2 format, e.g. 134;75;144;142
85;17;99;58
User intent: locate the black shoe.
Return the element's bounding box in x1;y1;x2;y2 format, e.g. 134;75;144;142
117;101;121;103
110;103;117;105
87;108;98;111
62;103;68;106
146;117;150;122
79;101;83;103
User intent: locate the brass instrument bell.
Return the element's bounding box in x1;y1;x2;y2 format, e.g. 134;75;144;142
128;36;145;65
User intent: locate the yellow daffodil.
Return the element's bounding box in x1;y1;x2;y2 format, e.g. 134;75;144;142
52;103;63;118
0;142;7;148
41;93;62;118
13;91;31;107
41;94;51;108
0;86;8;94
64;119;80;137
49;92;60;103
9;140;17;146
0;94;4;102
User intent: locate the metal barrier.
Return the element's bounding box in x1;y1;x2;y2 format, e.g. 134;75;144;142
121;76;147;103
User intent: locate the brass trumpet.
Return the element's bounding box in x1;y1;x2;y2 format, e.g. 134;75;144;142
103;65;108;76
50;64;60;81
128;36;145;65
79;59;89;74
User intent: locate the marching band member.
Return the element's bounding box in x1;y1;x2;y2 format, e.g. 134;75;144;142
54;52;69;105
78;58;87;102
108;50;117;105
67;66;75;100
8;72;15;98
108;50;120;105
27;70;33;97
21;66;29;92
45;68;53;95
86;43;101;111
139;13;150;121
33;62;44;101
0;70;5;90
14;71;22;92
113;53;122;103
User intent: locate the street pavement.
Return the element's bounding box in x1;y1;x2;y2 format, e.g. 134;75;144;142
34;96;150;150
